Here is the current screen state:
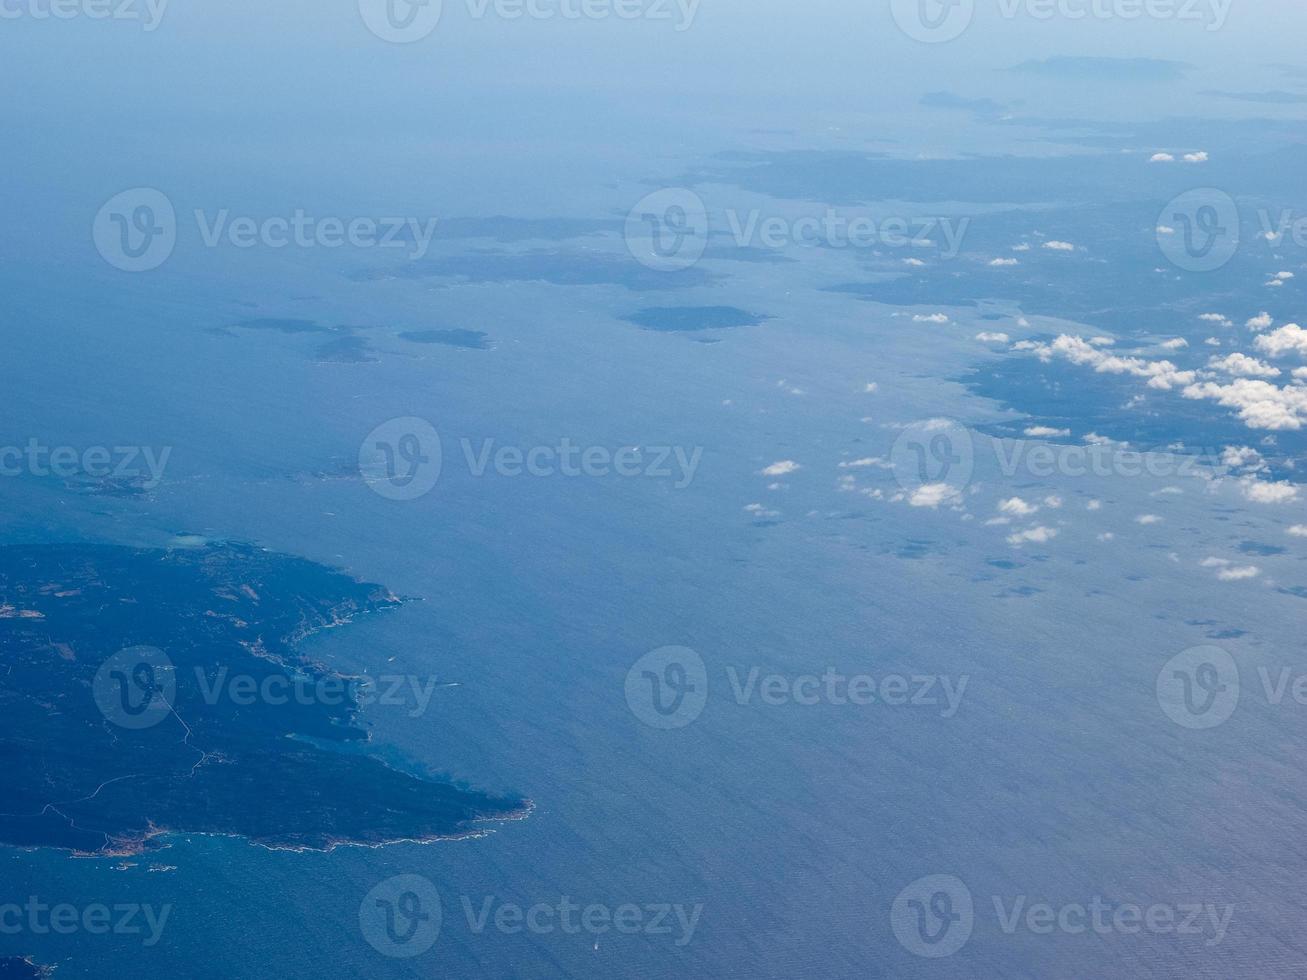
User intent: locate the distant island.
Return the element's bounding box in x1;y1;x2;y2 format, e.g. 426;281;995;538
0;956;52;979
0;542;527;855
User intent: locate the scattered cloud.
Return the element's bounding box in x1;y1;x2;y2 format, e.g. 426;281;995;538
1239;477;1300;504
1255;323;1307;358
1208;352;1281;378
998;497;1039;517
909;483;959;508
1007;525;1059;546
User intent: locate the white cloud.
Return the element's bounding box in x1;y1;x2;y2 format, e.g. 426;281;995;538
1288;524;1307;537
863;382;879;393
1205;337;1221;346
1218;565;1260;581
1247;312;1273;331
903;258;926;267
1221;445;1264;471
1239;477;1301;504
1183;378;1307;430
1087;499;1102;511
1044;494;1063;508
1149;152;1176;162
1183;151;1210;163
1024;425;1071;438
1135;514;1164;525
912;313;951;324
989;258;1020;267
1023;334;1196;390
1084;432;1126;448
1255;324;1307;359
976;332;1010;343
909;483;958;508
1199;557;1258;579
744;503;780;518
1199;313;1232;327
998;497;1039;517
760;460;800;477
838;457;887;469
1161;338;1189;350
1012;244;1031;252
1007;525;1059;546
1043;240;1076;251
1156;225;1175;236
1208;352;1281;378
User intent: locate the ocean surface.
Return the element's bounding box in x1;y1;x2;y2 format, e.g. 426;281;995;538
3;2;1307;976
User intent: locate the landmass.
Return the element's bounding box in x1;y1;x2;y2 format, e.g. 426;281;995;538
0;542;527;855
0;956;52;979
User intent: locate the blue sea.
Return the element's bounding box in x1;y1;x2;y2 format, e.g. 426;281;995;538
3;2;1307;976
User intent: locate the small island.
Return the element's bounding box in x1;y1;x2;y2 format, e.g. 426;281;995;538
0;956;52;979
0;542;527;855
